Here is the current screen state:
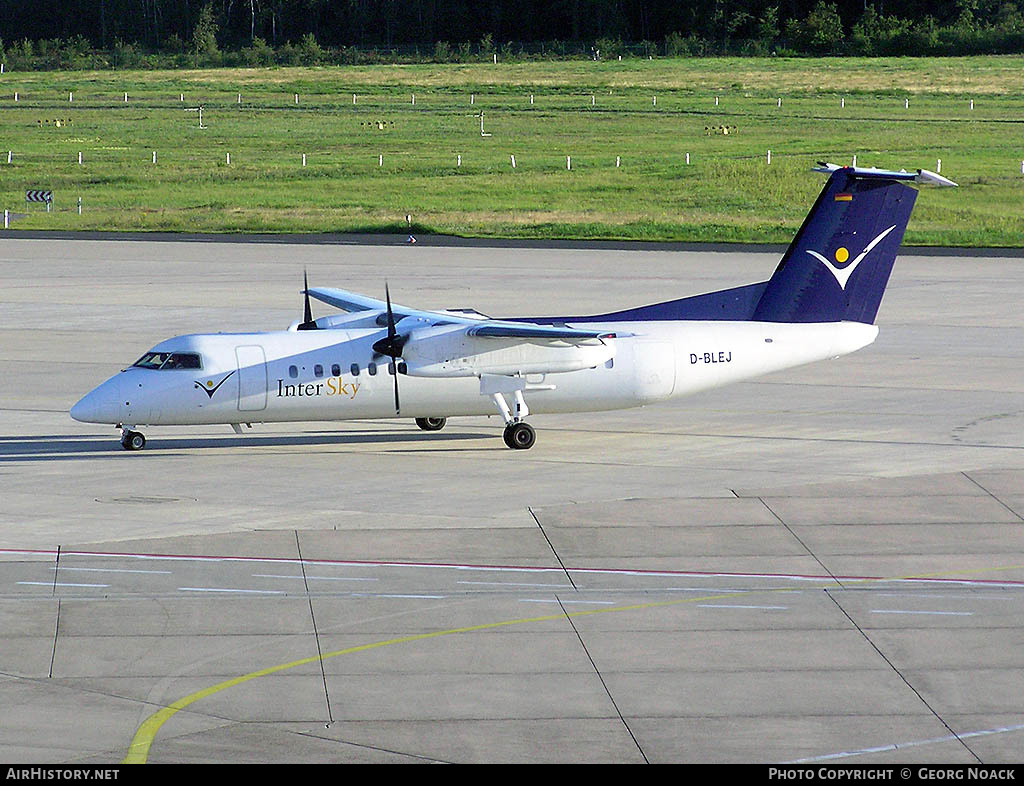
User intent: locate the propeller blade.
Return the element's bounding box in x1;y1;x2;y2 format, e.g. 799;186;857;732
298;269;317;330
304;270;313;323
372;281;408;358
385;283;401;413
385;282;397;340
392;363;401;415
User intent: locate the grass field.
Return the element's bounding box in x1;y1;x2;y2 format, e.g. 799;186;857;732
1;57;1022;245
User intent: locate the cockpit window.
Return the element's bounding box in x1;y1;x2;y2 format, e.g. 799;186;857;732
164;353;202;369
133;352;169;369
133;352;202;370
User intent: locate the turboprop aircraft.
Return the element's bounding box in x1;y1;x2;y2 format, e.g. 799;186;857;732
71;163;955;451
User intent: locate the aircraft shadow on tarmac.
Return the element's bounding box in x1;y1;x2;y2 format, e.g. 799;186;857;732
0;430;494;460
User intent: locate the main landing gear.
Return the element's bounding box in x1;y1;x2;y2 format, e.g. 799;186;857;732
502;420;536;450
120;427;146;451
415;417;447;431
487;382;536;450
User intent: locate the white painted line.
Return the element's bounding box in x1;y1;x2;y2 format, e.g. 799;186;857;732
253;574;304;580
53;567;172;575
698;604;789;610
18;582;109;588
8;549;1024;589
254;574;378;582
352;593;446;599
179;587;285;595
870;609;973;616
786;721;1024;763
874;592;1015;601
663;587;747;593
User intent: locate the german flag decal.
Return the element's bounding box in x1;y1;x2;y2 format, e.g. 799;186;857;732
834;193;853;201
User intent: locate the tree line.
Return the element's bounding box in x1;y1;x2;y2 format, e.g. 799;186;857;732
2;0;1023;69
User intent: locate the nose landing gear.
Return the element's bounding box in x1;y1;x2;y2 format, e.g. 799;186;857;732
120;428;146;451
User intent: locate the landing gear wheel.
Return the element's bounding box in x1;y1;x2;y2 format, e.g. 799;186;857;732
415;417;447;431
120;430;146;451
503;421;536;450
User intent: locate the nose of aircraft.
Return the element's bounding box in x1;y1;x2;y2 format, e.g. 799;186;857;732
71;379;120;424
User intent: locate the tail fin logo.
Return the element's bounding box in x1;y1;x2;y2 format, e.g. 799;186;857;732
805;224;897;290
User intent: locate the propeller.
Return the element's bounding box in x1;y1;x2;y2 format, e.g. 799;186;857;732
297;269;318;331
371;283;406;414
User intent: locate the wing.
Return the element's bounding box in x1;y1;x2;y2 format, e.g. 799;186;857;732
305;286;624;377
306;287;405;315
307;286;485;325
307;286;624;339
466;322;621;342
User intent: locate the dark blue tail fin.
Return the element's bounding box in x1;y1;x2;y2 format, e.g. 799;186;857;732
510;164;953;328
752;166;923;324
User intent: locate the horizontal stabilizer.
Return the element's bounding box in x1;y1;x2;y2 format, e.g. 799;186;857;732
813;162;958;187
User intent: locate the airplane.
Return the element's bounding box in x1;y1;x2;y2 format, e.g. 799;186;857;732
71;163;956;451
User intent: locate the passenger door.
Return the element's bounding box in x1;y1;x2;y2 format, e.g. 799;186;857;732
235;345;268;412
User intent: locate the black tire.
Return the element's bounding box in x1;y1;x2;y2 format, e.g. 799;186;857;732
415;417;447;431
121;431;146;451
504;422;536;450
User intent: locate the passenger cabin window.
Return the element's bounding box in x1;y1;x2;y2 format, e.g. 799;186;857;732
350;363;360;376
288;365;298;379
331;363;341;377
133;352;202;370
314;364;324;378
368;362;377;376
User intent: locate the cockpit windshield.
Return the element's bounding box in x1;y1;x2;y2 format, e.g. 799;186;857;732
133;352;202;370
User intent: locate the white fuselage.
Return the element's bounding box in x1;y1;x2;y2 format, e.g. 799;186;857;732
71;319;878;428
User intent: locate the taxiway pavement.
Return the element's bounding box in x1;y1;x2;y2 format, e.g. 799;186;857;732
1;236;1023;763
